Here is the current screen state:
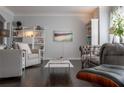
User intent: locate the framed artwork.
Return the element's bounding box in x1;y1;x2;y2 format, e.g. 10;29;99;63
54;31;73;42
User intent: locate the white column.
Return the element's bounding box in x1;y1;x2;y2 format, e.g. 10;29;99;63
99;6;110;45
91;19;99;46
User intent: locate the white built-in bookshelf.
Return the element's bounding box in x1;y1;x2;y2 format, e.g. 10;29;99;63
85;19;99;46
12;26;45;51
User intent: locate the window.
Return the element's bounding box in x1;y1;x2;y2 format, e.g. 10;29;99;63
110;6;124;27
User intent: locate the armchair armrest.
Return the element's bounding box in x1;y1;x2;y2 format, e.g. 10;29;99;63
22;49;26;57
22;49;27;68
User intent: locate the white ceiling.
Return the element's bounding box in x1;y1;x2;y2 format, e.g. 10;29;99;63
6;6;97;16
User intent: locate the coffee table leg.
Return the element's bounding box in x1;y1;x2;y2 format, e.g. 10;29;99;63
65;63;70;73
48;63;55;73
48;63;50;73
53;68;54;73
68;63;70;73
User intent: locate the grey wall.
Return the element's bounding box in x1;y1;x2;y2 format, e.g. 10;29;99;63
14;15;88;60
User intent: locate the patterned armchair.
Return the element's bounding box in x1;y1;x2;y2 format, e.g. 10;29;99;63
79;45;100;68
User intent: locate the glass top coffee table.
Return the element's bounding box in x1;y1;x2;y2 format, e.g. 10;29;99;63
44;59;74;72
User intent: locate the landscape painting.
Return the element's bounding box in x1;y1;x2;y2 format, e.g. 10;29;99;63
54;31;73;42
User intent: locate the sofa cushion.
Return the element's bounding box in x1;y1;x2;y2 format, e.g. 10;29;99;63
28;54;39;59
0;45;6;49
12;42;19;49
17;43;31;54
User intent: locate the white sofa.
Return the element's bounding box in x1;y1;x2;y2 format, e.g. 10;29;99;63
17;43;41;67
0;49;22;78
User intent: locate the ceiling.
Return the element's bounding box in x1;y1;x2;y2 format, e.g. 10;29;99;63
6;6;97;16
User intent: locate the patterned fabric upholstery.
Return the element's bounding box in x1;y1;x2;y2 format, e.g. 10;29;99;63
79;45;101;68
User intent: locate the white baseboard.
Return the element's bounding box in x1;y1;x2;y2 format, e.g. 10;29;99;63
43;57;81;60
69;58;81;60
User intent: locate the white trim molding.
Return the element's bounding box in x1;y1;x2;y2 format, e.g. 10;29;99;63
43;57;81;61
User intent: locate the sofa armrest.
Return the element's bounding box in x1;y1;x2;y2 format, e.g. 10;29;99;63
22;49;26;57
0;49;22;78
100;43;124;65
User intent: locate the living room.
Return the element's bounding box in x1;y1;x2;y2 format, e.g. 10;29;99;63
1;5;124;88
0;6;110;59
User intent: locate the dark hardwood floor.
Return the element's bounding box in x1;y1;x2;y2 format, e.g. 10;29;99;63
0;60;101;87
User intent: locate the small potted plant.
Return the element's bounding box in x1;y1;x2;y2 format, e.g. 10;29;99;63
16;21;22;30
110;8;124;43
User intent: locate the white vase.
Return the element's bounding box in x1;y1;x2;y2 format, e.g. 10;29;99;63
109;34;114;43
109;34;120;43
122;36;124;43
114;36;120;43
